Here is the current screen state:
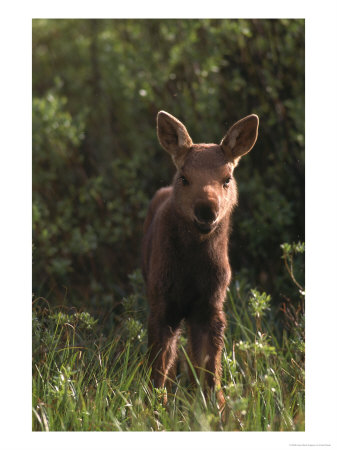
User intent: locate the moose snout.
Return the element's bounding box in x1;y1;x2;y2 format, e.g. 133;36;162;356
194;202;218;224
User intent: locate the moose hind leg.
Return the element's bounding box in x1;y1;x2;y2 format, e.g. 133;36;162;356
187;311;226;407
148;317;181;397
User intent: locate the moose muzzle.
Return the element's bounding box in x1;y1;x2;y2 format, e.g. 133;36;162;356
194;201;218;234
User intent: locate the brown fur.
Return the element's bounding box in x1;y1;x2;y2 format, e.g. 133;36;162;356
142;111;259;408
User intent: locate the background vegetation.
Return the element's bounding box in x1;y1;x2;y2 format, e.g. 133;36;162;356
32;19;305;431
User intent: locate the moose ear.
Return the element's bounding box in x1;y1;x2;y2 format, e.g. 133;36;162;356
220;114;259;163
157;111;193;169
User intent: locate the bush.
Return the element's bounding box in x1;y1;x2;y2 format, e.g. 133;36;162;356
32;18;304;324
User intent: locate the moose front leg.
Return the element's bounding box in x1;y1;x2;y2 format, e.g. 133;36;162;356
187;311;226;409
147;314;181;402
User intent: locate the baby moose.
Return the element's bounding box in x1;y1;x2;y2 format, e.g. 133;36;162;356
142;111;259;408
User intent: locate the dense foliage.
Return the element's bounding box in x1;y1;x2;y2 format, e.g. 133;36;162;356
32;19;304;315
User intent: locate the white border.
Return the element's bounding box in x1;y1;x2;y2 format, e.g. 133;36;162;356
1;1;337;449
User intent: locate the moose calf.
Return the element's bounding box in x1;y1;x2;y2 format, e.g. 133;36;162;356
142;111;259;407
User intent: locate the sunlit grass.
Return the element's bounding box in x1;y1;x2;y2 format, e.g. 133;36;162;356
32;268;304;431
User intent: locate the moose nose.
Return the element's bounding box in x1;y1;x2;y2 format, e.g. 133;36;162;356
194;202;217;224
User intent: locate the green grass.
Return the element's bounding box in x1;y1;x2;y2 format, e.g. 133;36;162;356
32;272;305;431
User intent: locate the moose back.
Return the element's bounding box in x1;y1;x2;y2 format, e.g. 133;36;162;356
142;111;259;407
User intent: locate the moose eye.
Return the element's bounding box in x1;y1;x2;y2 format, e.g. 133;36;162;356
223;177;231;188
180;175;189;186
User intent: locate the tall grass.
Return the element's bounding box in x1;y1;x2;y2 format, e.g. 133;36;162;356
32;244;304;431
